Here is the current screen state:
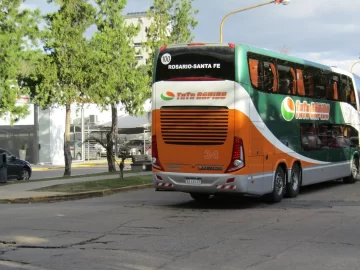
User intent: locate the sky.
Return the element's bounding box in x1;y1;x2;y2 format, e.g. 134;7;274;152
23;0;360;75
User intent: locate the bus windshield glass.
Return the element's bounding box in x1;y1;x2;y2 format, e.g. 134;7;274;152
354;74;360;91
155;45;235;82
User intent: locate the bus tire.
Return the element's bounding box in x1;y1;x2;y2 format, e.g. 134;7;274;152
286;163;301;198
266;166;285;203
190;193;210;202
343;157;359;184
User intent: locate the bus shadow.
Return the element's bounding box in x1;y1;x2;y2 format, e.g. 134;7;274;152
298;179;345;195
166;194;267;210
165;180;349;210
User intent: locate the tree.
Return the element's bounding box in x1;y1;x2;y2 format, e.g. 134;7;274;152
86;0;150;176
144;0;198;79
0;0;41;124
33;0;96;176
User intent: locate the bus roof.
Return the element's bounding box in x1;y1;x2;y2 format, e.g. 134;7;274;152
243;43;331;71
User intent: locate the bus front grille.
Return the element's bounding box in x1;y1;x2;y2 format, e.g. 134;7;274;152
160;107;229;145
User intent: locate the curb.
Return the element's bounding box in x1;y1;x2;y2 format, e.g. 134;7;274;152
32;161;132;171
0;184;153;204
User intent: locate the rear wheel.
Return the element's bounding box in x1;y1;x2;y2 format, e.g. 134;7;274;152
265;166;285;203
286;163;301;198
190;193;210;202
344;157;359;184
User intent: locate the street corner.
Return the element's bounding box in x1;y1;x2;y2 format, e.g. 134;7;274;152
0;184;153;204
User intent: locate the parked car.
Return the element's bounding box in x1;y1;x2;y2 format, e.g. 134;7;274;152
0;148;32;180
69;141;101;160
119;139;151;156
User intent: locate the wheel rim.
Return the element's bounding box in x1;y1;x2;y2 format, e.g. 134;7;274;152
275;172;284;195
352;159;358;178
23;170;29;180
291;169;299;190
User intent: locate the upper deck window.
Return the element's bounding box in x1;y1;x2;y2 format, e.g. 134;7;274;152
155;45;235;82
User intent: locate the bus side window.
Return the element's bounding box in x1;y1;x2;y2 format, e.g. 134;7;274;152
263;61;277;92
277;62;296;95
248;58;260;88
340;75;349;102
303;68;315;97
332;75;339;100
313;71;328;99
348;79;357;108
296;69;305;96
325;75;334;100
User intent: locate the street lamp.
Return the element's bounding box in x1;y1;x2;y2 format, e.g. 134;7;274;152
220;0;290;43
351;60;360;73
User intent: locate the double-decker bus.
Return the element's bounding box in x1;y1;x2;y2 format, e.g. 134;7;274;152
151;42;360;203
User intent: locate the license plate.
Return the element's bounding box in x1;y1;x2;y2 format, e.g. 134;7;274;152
185;178;202;185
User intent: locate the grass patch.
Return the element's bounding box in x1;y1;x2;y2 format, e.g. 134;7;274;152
32;175;153;193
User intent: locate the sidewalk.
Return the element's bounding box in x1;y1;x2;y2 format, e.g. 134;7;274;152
0;171;153;200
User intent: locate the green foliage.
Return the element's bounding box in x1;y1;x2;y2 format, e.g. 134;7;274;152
144;0;198;79
34;0;96;107
88;0;150;113
0;0;41;124
87;0;151;173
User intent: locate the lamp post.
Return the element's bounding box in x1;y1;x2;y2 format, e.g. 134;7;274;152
351;60;360;73
220;0;290;43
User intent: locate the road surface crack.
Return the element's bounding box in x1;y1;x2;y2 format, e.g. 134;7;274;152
0;240;16;245
308;240;356;246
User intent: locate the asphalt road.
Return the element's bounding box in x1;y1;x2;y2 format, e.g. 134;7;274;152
1;180;360;270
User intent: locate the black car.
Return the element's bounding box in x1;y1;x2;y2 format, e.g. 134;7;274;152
0;148;32;180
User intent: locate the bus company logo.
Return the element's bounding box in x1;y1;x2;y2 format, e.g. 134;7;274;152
161;53;171;65
281;97;295;121
281;97;330;121
160;91;175;101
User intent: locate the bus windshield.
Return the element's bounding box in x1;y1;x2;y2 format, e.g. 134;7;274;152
155;45;235;82
354;74;360;91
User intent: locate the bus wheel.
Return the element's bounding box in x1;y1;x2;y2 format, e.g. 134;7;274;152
190;193;210;202
266;166;285;203
343;157;359;184
286;163;301;198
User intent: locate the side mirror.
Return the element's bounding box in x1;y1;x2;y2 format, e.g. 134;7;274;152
11;156;17;161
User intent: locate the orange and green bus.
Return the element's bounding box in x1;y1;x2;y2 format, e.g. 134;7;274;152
151;42;360;203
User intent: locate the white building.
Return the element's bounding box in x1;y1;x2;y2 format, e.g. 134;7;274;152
125;11;152;66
